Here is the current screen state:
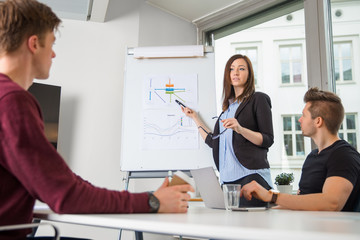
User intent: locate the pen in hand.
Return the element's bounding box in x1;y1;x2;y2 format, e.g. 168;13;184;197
175;99;187;108
176;100;196;119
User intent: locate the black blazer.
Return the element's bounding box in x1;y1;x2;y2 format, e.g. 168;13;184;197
205;92;273;170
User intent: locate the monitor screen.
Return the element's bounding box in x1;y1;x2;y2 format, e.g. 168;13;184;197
28;82;61;149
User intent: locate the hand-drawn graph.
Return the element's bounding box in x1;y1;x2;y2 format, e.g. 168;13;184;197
142;74;198;150
144;74;197;109
142;109;198;150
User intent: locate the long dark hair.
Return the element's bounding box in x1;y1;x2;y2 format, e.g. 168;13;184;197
222;54;255;111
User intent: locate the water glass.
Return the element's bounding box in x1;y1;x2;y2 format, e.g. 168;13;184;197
223;184;241;210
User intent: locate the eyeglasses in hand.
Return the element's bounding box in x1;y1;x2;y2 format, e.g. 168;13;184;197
198;116;227;140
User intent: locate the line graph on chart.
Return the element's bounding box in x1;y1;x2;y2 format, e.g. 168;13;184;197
142;110;198;150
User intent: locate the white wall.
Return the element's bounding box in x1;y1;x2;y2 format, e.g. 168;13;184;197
44;2;140;191
138;3;196;46
36;1;196;239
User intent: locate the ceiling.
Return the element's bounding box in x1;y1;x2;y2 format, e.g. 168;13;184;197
146;0;245;22
37;0;109;22
3;0;244;23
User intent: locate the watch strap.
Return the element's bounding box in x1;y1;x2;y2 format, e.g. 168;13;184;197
269;190;279;204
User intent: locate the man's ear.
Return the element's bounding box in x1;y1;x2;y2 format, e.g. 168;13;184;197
27;35;39;54
315;116;324;128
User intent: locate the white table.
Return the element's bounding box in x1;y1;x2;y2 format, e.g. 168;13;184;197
33;203;360;240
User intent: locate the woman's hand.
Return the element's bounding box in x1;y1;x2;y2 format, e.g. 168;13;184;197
181;106;198;120
221;118;263;145
180;107;209;141
221;118;242;134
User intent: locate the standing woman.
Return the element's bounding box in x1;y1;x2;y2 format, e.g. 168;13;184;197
182;54;274;207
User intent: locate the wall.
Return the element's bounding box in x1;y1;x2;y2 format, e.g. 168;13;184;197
138;3;197;46
36;0;196;239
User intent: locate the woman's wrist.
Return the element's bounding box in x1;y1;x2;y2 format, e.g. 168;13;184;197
236;125;243;134
193;118;202;127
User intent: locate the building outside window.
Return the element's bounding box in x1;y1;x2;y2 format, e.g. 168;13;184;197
235;47;258;85
330;0;360;152
283;115;305;158
334;41;353;83
279;45;303;85
213;0;360;189
339;113;358;150
215;7;309;188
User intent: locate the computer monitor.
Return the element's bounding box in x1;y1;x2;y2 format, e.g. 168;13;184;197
28;82;61;149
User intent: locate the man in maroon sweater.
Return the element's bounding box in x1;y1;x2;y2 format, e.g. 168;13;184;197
0;0;193;239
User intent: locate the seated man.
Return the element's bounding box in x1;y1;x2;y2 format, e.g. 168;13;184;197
241;87;360;211
0;0;193;239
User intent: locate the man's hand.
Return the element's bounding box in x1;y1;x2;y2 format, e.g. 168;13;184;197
240;180;272;202
154;177;194;213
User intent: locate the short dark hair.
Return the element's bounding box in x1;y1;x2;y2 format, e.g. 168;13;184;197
304;87;344;134
222;54;255;111
0;0;61;54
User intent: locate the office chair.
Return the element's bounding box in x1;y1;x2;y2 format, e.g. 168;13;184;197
0;222;60;240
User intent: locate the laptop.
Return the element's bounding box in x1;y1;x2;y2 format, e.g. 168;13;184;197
190;167;267;211
190;167;226;209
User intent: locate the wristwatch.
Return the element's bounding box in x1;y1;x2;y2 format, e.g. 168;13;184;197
148;192;160;213
269;189;280;204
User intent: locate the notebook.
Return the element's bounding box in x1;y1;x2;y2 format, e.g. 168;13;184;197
190;167;268;211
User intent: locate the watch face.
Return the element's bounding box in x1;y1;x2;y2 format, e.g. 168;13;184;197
149;193;160;212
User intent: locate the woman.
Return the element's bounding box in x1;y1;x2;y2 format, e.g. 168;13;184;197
182;54;274;207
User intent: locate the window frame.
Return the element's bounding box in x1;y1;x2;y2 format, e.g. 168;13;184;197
333;37;356;84
339;113;359;150
195;0;335;93
282;115;308;161
231;42;262;88
276;42;306;86
197;0;360;190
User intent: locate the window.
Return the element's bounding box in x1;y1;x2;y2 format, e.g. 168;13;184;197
330;1;360;154
214;5;308;189
339;113;358;150
334;41;353;82
279;45;303;85
235;47;258;85
283;115;305;157
198;0;359;191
